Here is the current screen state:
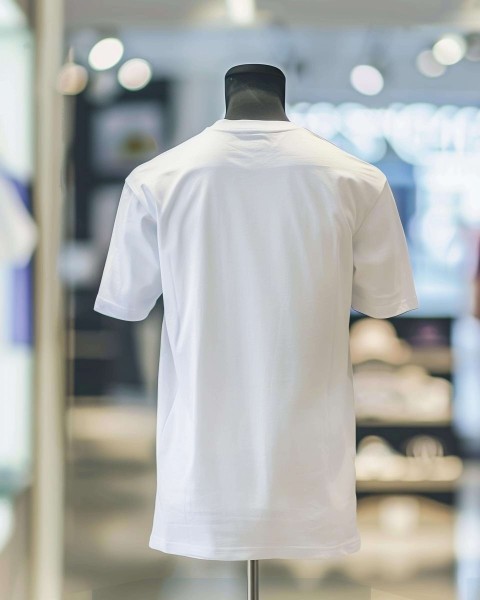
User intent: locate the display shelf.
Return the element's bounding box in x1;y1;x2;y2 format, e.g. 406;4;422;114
357;419;452;427
356;423;458;455
355;489;456;506
356;479;459;492
350;315;460;509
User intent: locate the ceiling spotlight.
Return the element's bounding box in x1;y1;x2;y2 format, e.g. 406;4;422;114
88;37;124;71
416;49;446;78
350;64;384;96
56;62;88;95
432;33;466;66
56;48;88;95
118;58;152;91
225;0;256;24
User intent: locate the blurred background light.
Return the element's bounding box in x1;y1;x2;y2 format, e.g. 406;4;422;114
350;64;384;96
432;33;466;66
416;49;446;78
225;0;256;25
56;61;88;95
88;37;124;71
117;58;152;91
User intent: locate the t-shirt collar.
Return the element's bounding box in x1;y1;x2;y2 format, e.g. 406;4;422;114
208;118;301;133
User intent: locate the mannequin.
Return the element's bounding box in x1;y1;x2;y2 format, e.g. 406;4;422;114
95;60;419;589
224;63;288;124
223;62;287;600
93;52;419;600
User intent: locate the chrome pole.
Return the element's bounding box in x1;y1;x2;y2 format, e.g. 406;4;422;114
247;559;259;600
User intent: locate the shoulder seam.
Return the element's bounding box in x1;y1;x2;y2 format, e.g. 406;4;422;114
300;127;380;170
124;175;157;220
353;174;388;237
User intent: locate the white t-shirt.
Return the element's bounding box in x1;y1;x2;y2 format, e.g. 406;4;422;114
94;118;419;561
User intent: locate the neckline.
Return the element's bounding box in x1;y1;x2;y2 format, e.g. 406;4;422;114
207;118;301;133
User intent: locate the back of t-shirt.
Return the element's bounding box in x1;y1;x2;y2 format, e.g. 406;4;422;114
94;118;419;561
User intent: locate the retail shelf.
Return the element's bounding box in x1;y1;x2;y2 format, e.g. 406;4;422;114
409;347;452;375
357;419;452;427
356;479;458;492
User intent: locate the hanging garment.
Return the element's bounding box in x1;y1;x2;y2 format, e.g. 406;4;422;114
94;118;419;561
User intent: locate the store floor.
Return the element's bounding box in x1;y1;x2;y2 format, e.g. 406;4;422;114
63;406;480;600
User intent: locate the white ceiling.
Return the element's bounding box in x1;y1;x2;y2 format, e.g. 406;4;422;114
65;0;480;134
68;25;480;106
64;0;480;28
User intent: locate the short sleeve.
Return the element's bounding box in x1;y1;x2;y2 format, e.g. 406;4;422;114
351;177;419;318
94;178;163;321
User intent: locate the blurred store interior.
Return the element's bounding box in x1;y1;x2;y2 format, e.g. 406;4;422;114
1;0;480;598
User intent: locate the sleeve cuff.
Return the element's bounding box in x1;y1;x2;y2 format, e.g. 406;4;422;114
93;295;150;322
351;294;419;318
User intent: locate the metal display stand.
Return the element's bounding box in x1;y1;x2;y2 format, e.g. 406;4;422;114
247;560;259;599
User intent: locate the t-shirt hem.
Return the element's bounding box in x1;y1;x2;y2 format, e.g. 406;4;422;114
351;294;419;319
148;534;361;561
93;295;149;321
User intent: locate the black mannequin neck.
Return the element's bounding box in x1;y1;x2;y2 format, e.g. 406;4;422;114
223;63;289;122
